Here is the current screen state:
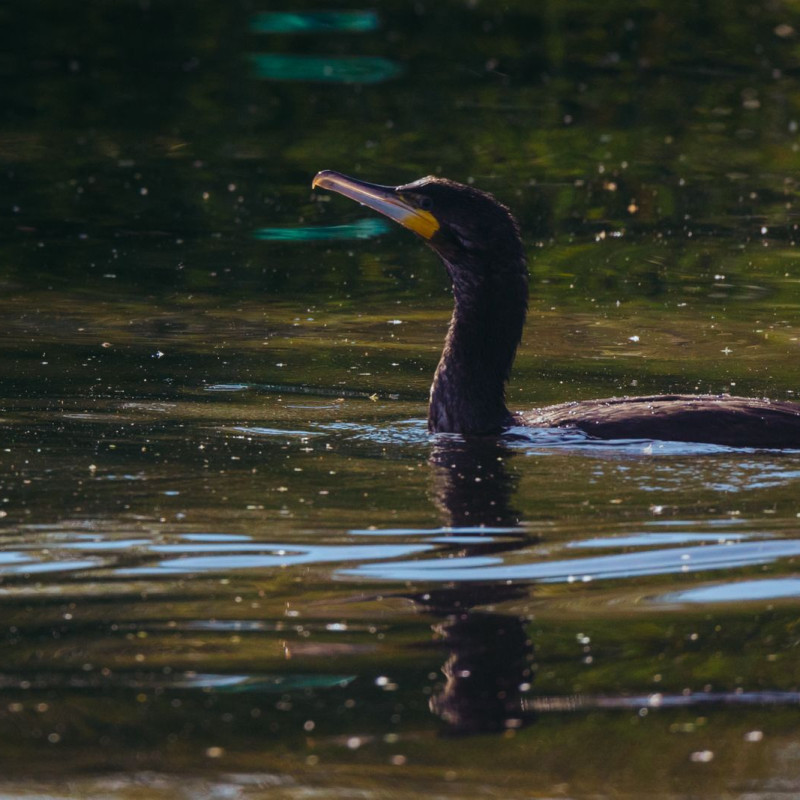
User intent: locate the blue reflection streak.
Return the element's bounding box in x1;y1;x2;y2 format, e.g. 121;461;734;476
175;673;356;692
529;690;800;712
228;425;324;437
350;526;518;536
249;53;403;84
117;542;435;575
662;577;800;604
254;218;392;241
568;532;751;549
250;11;379;34
2;558;101;575
344;539;800;583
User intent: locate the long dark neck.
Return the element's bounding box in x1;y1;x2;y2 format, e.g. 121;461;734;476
428;268;527;435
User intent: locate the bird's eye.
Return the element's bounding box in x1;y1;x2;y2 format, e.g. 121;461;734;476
419;196;433;211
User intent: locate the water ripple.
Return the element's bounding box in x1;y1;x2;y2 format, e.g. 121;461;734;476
117;542;435;575
660;576;800;604
344;539;800;583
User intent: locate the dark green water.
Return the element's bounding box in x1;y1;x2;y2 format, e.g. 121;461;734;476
3;1;800;797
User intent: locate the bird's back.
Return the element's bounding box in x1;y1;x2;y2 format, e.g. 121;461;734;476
520;394;800;448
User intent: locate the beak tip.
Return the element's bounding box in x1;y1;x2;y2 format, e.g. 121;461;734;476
312;170;335;190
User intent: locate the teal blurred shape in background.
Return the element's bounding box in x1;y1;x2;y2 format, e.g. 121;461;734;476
250;10;380;34
253;218;392;241
249;53;402;83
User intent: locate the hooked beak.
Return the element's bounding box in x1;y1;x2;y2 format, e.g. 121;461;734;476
312;170;440;240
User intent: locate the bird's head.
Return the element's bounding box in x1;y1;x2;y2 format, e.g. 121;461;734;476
312;171;527;291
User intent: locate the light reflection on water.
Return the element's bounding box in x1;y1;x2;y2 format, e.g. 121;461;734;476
0;671;356;692
528;690;800;712
227;425;325;438
568;532;752;548
344;538;800;584
4;508;797;599
0;553;101;575
117;542;436;576
661;577;800;604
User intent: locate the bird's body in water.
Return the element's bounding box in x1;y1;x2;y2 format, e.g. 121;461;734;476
312;170;800;448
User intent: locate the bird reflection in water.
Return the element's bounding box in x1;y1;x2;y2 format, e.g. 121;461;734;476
428;603;535;735
418;437;538;734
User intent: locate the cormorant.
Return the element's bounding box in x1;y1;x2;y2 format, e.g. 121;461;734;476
312;170;800;448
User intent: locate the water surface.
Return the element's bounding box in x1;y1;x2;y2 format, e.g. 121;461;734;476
3;1;800;797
